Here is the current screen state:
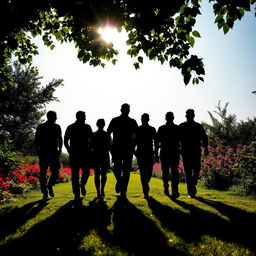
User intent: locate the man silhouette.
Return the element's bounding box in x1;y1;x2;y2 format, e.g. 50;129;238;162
91;118;111;199
35;110;63;200
64;111;93;200
135;113;157;198
179;109;209;198
156;112;180;198
107;103;138;198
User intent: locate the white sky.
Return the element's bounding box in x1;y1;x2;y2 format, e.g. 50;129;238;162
32;2;256;139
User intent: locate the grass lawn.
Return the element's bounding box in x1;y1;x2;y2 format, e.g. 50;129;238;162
0;172;256;256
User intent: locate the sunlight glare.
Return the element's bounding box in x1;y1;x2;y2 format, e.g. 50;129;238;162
98;27;120;44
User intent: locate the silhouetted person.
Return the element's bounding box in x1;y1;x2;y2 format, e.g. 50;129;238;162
179;109;209;198
107;103;138;198
156;112;180;198
91;118;111;199
35;110;63;200
64;111;93;200
135;113;157;198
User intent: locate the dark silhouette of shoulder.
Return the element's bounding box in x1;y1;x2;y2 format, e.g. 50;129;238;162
157;123;180;151
179;120;207;149
35;122;62;152
64;122;92;152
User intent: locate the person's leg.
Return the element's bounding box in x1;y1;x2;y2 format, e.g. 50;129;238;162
100;167;107;198
113;159;122;193
170;156;180;198
39;159;48;199
145;155;154;195
191;153;201;196
182;155;194;197
121;152;133;197
94;168;101;198
71;166;80;198
48;158;61;197
81;167;90;196
161;159;170;195
137;158;148;196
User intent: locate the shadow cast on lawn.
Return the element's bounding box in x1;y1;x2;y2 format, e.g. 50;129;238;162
0;197;186;256
0;199;48;241
147;196;256;253
111;197;186;256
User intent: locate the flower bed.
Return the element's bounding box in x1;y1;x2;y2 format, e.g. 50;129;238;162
0;165;75;203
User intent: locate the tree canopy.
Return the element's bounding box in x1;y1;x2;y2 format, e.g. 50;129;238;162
0;62;63;154
1;0;255;89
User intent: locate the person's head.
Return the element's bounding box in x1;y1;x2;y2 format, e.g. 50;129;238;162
141;113;150;126
46;111;57;123
96;118;105;130
76;111;86;123
120;103;130;117
165;111;174;123
185;109;195;122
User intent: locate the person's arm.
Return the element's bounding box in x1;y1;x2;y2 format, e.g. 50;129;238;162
107;119;114;135
34;126;40;156
154;128;160;163
88;126;93;152
58;126;63;155
201;125;209;156
64;127;71;154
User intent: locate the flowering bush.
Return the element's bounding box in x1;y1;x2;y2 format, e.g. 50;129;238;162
201;139;238;190
0;164;73;203
200;138;255;192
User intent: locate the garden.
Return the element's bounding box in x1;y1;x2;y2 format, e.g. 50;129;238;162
1;138;255;204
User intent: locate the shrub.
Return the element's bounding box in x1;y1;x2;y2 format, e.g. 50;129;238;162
233;141;256;195
0;141;20;177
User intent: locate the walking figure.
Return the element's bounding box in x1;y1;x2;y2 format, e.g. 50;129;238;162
91;118;111;199
35;111;63;200
156;112;180;198
64;111;93;200
107;103;138;199
135;113;157;198
179;109;209;198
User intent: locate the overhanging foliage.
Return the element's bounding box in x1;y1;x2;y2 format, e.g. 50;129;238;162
0;0;255;89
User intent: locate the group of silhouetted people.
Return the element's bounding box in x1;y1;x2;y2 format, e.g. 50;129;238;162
35;103;209;201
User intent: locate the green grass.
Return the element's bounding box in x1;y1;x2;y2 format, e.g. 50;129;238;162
0;173;256;256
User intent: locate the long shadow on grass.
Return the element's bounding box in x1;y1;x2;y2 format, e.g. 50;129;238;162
111;197;187;256
147;196;256;253
0;198;111;256
196;196;256;252
0;199;48;241
0;197;187;256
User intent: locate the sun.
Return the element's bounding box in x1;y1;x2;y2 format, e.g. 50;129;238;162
98;27;120;44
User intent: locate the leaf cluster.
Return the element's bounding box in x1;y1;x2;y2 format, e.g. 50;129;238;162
0;0;255;89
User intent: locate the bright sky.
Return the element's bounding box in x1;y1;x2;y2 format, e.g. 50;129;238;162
32;2;256;140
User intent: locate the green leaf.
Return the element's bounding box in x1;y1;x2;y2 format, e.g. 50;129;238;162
192;30;201;37
184;73;191;85
138;56;143;63
133;62;140;70
223;24;230;34
188;36;195;47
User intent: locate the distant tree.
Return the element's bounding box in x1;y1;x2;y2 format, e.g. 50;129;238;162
0;0;255;89
235;117;256;145
202;101;256;147
202;101;237;147
0;62;63;154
